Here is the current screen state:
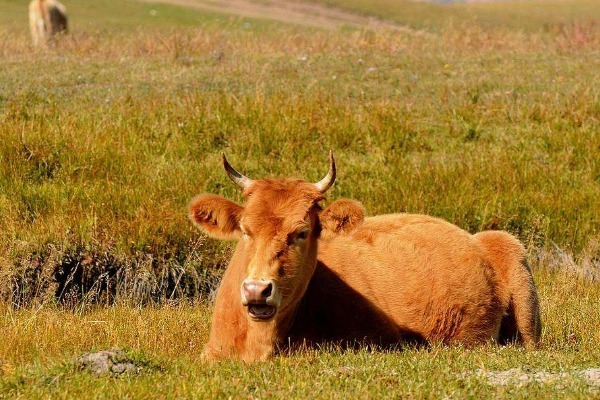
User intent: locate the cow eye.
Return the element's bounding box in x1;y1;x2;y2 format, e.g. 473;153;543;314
295;229;309;242
286;228;310;246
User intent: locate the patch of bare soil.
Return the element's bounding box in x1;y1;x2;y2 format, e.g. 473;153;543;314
140;0;430;35
77;348;140;376
476;368;600;389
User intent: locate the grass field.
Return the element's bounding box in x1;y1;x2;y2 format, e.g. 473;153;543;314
1;0;599;398
310;0;600;32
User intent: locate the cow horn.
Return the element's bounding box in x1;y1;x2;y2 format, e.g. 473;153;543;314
314;151;336;193
222;153;254;190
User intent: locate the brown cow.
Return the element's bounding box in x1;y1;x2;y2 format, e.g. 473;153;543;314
28;0;68;47
189;152;541;362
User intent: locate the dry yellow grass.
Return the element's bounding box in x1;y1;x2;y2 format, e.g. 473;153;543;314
0;0;599;397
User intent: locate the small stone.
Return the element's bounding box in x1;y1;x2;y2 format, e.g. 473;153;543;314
77;348;139;376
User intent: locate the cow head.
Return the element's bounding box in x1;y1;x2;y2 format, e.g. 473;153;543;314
189;152;337;325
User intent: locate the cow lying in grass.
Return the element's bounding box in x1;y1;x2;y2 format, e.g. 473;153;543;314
189;152;541;362
28;0;68;47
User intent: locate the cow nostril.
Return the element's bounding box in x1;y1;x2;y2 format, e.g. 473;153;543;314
261;282;272;298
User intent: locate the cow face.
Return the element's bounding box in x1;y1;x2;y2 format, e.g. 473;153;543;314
236;180;324;321
189;153;336;322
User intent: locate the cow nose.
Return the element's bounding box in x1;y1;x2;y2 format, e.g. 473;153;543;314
242;280;273;303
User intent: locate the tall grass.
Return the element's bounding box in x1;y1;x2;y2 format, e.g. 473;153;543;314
0;0;599;398
1;264;599;398
1;0;599;304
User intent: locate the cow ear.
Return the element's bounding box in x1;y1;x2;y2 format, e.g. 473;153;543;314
188;194;244;240
320;199;365;236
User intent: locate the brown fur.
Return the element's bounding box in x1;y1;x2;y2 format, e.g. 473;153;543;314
189;179;542;362
28;0;68;47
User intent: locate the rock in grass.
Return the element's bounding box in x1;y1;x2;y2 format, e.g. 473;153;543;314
77;348;139;376
582;369;600;386
474;367;600;388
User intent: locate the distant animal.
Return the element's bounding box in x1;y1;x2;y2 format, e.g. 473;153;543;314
189;152;542;362
28;0;68;47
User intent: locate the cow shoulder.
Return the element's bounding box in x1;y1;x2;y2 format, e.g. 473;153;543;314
320;199;365;238
188;194;243;239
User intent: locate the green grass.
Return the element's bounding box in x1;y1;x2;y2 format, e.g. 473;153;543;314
1;0;245;31
1;268;599;398
0;0;599;397
306;0;600;32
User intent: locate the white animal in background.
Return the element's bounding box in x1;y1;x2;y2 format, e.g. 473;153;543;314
28;0;68;47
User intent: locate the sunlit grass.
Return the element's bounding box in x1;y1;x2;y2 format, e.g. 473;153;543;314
0;0;599;397
1;0;598;297
1;265;599;398
1;0;599;300
306;0;600;32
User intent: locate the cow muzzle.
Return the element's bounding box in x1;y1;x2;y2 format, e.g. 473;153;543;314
241;279;279;321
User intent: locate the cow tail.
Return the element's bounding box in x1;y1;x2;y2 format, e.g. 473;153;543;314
475;230;542;347
507;256;542;346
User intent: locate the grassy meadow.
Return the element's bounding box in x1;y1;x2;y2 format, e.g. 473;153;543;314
1;0;599;398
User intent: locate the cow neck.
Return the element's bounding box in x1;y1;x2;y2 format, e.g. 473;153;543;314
273;244;320;347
